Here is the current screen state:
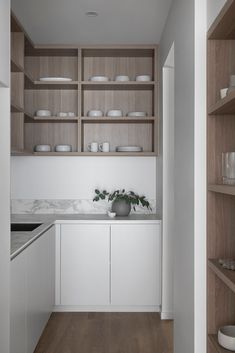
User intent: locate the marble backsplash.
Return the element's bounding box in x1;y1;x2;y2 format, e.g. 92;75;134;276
11;199;158;215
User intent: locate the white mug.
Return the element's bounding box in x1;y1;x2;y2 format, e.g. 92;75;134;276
99;142;110;152
88;142;99;152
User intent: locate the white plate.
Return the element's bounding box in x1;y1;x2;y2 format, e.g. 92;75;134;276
55;144;72;152
88;110;103;117
107;110;123;117
39;77;72;82
36;110;51;117
127;111;147;117
136;75;151;82
35;144;51;152
115;75;130;82
116;146;143;152
90;76;109;82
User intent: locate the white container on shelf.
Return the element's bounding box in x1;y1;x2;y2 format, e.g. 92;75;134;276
36;110;51;117
135;75;151;82
218;326;235;351
55;145;72;152
107;110;123;117
87;110;103;117
34;145;51;152
39;77;72;82
222;152;235;185
90;76;109;82
57;112;68;118
127;111;147;117
220;88;228;99
115;75;130;82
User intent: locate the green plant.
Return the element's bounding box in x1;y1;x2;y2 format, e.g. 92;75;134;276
93;189;152;211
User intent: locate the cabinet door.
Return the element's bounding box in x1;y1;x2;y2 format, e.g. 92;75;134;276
111;224;161;306
61;224;110;305
10;253;27;353
26;227;55;353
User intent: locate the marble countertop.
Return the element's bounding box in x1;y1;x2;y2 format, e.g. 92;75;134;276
11;213;161;260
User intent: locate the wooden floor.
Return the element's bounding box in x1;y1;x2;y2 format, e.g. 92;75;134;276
34;313;173;353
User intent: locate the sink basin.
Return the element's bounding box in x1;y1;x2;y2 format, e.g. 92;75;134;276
11;223;42;232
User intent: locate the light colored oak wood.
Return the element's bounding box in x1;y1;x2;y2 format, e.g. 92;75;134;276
81;116;156;122
32;152;157;157
208;0;235;39
11;113;24;151
209;91;235;115
11;73;24;110
208;184;235;196
209;259;235;294
208;334;234;353
11;32;24;70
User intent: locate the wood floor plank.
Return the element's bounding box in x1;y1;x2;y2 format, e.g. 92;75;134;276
34;313;173;353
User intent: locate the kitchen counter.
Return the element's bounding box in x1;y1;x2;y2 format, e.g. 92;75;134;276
11;213;161;260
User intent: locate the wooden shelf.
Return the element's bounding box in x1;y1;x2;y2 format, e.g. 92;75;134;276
208;184;235;196
81;116;156;122
26;116;79;122
82;81;155;90
208;334;234;353
208;259;235;294
11;59;24;73
33;152;157;157
208;0;235;39
209;91;235;115
11;102;24;113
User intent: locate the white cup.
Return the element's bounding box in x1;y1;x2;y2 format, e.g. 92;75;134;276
220;88;228;99
99;142;110;152
88;142;99;152
222;152;235;184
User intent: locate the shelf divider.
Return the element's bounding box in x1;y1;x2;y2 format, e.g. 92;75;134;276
208;259;235;294
208;184;235;196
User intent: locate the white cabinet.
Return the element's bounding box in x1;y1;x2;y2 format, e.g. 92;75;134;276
111;224;161;306
10;226;55;353
10;252;27;353
26;227;55;353
57;222;161;310
60;224;110;305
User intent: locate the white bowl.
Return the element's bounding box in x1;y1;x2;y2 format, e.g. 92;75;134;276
136;75;151;82
107;110;123;117
55;144;72;152
90;76;109;82
108;211;116;218
36;110;51;117
34;144;51;152
220;88;228;99
57;112;68;118
87;110;103;117
127;111;147;117
218;326;235;351
68;112;76;117
39;77;72;82
115;75;130;82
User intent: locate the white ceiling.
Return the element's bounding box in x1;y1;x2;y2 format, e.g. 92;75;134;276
11;0;173;45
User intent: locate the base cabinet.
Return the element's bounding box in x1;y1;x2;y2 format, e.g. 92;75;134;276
60;224;110;305
57;222;161;310
111;224;161;306
10;226;55;353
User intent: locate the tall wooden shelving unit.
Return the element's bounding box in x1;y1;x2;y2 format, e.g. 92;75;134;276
207;1;235;352
11;13;159;157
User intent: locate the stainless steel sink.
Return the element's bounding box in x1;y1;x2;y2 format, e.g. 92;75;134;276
11;223;42;232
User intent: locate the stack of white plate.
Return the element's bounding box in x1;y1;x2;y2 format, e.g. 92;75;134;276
35;144;51;152
39;77;72;82
55;145;72;152
107;110;123;117
36;110;51;117
116;146;143;152
87;110;103;117
127;111;147;117
90;76;109;82
136;75;151;82
115;75;130;82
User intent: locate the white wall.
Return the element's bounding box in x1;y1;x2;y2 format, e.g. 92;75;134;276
207;0;226;28
11;157;157;201
160;0;207;352
0;2;10;353
0;0;10;87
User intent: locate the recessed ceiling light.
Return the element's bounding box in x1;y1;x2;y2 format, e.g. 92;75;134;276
86;11;98;17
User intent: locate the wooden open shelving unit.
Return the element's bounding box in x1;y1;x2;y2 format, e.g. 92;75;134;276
11;13;159;157
207;1;235;352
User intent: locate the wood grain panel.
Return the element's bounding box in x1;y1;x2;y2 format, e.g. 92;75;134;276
82;89;153;117
11;113;24;151
11;73;24;109
24;89;78;117
11;32;24;69
25;56;78;81
24;122;78;152
83;122;153;152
